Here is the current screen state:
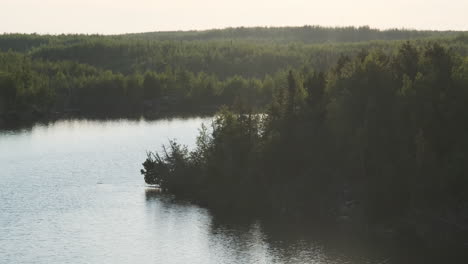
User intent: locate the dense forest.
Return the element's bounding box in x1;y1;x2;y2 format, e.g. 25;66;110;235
141;41;468;250
2;25;468;254
126;26;460;43
1;26;468;127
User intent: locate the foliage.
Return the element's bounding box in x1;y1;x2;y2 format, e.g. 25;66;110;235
1;28;468;124
142;42;468;224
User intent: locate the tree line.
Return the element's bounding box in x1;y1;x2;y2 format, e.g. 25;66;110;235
126;25;459;43
1;28;467;126
141;42;468;246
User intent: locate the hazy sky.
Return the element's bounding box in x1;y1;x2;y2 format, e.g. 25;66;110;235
2;0;468;34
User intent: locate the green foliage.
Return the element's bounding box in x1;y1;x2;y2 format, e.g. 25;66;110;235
1;28;468;123
125;26;459;44
142;42;468;224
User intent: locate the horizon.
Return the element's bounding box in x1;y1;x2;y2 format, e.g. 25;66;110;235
3;0;468;34
2;25;466;37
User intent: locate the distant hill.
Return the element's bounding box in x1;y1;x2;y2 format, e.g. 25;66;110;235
123;26;463;43
0;26;465;54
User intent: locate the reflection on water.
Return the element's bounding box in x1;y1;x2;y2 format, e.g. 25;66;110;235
0;118;445;264
144;189;386;264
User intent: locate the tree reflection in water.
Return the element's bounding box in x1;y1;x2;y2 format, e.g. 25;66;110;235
144;188;387;264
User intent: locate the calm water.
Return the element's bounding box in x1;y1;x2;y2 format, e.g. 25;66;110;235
0;118;387;264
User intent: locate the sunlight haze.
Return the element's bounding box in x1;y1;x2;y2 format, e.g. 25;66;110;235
2;0;468;34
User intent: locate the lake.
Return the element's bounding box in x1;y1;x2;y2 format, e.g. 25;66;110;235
0;118;396;264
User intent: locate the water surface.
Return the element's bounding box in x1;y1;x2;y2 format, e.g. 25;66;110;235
0;118;385;264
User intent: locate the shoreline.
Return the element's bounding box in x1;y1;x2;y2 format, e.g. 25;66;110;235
0;109;217;130
145;186;468;263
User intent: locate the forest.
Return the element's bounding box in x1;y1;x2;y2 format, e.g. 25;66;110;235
141;40;468;249
1;26;468;126
2;24;468;255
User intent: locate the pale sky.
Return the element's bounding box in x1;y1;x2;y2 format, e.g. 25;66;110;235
2;0;468;34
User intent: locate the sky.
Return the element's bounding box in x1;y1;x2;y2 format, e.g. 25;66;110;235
2;0;468;34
